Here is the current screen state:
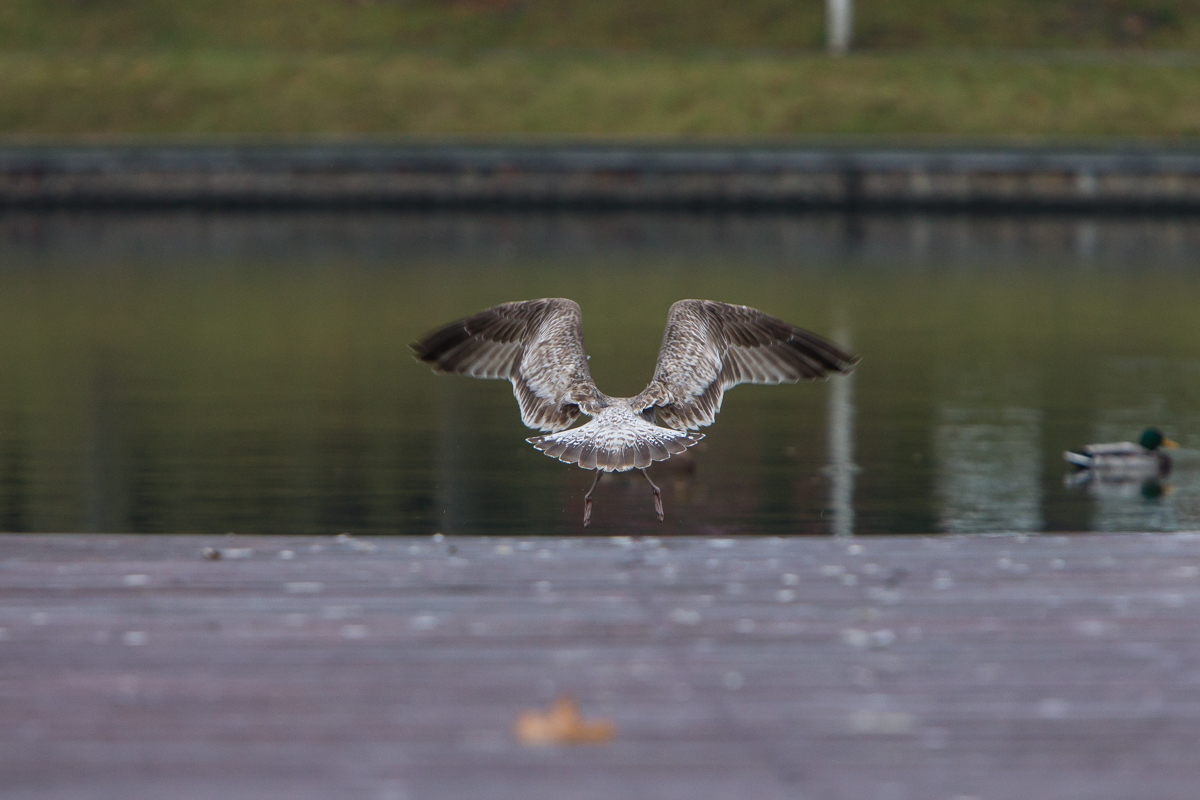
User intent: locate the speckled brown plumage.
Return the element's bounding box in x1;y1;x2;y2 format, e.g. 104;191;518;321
634;299;860;432
412;298;859;524
410;298;596;433
412;298;858;469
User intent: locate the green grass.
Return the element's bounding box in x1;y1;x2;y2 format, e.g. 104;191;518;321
6;2;1200;137
3;50;1200;137
4;0;1200;50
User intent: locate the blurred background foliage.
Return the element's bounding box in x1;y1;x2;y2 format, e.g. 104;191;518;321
2;1;1200;137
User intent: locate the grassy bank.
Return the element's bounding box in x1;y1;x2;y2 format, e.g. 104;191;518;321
5;0;1200;50
6;2;1200;138
3;50;1200;138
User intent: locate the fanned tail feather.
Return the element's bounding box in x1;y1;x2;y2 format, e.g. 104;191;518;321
528;412;702;472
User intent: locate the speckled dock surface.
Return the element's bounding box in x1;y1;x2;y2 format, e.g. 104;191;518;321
3;532;1200;800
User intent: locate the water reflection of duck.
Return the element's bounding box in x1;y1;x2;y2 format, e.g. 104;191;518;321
1063;428;1177;481
1064;469;1170;502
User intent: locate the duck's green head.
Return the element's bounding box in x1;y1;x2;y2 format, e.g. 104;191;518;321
1139;428;1179;451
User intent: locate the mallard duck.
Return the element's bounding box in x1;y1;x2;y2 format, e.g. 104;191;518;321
1063;428;1178;481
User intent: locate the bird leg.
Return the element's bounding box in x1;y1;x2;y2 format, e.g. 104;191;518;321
583;470;602;527
641;468;664;522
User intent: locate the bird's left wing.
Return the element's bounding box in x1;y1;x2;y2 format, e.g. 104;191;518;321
636;300;859;431
411;298;596;432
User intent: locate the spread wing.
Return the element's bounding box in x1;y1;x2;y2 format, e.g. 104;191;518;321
637;300;860;431
411;298;596;432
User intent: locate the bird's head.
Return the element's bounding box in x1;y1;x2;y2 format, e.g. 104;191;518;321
1139;428;1178;451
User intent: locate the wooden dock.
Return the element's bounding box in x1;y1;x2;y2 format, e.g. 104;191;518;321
3;531;1200;799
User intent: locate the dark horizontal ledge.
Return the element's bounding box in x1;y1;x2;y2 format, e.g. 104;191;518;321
5;144;1200;211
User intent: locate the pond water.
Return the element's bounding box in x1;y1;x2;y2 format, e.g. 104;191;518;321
1;211;1199;536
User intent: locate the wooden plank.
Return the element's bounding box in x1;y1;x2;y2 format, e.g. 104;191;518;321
2;532;1199;799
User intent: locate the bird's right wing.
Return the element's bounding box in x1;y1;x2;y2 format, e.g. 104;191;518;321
411;298;596;433
637;300;859;431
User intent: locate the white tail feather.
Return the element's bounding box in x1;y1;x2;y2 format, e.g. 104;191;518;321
527;405;702;472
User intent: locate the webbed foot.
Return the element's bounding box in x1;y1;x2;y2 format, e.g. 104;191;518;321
641;468;664;522
582;470;602;527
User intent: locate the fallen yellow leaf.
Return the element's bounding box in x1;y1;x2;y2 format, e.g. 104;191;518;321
514;696;615;746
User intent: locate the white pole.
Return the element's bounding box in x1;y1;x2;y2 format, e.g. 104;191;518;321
828;0;853;56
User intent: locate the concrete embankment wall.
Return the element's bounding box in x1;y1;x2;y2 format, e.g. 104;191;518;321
4;144;1200;211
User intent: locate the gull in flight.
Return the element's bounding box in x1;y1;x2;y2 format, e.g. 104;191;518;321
412;299;859;526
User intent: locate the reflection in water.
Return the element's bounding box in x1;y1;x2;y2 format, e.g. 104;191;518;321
1087;472;1182;533
0;413;27;533
935;407;1044;533
1;210;1200;534
826;330;857;536
1067;469;1176;531
6;210;1200;271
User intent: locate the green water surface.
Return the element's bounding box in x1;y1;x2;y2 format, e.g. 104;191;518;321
1;211;1198;535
